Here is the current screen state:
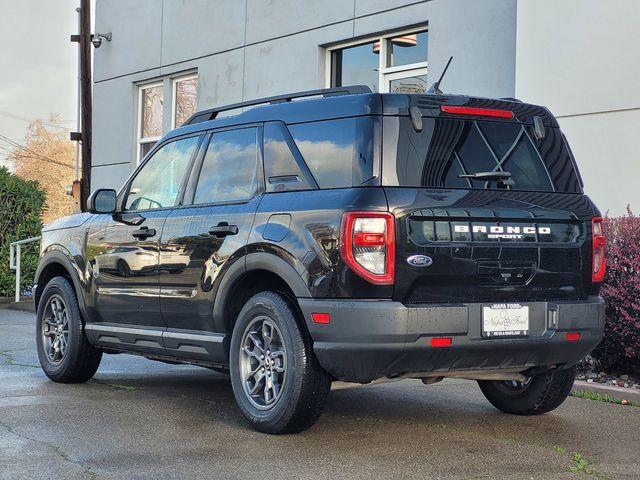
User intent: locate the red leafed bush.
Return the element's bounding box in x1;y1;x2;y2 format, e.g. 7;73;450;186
591;208;640;374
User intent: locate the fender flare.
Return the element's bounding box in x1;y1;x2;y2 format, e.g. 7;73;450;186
34;249;88;319
212;251;311;333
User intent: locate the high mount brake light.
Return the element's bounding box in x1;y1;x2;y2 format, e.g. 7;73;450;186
340;212;395;285
440;105;514;119
592;217;606;283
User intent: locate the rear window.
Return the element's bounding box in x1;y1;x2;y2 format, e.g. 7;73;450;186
288;117;375;188
382;116;582;193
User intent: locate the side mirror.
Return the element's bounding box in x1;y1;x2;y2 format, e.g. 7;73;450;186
87;189;117;213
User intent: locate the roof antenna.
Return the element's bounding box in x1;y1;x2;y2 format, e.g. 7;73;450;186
427;56;453;95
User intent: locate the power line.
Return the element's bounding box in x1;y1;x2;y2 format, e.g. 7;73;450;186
0;109;73;129
0;133;62;161
0;135;75;170
0;134;60;163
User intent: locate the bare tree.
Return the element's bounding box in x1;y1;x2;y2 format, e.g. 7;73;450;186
6;116;75;223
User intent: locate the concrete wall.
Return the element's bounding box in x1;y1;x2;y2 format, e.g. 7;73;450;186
515;0;640;216
92;0;518;191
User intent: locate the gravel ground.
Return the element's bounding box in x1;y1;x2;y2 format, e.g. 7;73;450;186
1;307;639;480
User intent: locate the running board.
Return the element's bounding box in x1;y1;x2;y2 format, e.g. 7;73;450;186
85;323;227;364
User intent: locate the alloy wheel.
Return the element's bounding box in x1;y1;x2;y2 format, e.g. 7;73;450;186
41;294;69;365
239;316;287;410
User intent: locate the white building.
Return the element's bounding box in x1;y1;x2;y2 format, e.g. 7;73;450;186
92;0;640;215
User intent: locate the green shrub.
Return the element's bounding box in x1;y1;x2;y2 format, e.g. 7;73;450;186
0;167;45;298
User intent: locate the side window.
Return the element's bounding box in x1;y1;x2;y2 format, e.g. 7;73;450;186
263;122;314;192
193;127;259;204
125;136;200;210
288;117;374;189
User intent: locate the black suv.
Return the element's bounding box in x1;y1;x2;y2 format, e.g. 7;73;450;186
34;86;605;434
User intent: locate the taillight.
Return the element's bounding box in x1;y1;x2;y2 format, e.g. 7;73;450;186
340;212;395;285
440;105;514;119
592;216;606;283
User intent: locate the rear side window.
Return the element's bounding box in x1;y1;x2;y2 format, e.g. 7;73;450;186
288;117;374;188
383;117;582;193
263;122;315;192
193;127;259;204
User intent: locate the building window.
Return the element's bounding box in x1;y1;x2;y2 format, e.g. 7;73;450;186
138;82;163;160
328;28;428;94
136;72;198;163
172;74;199;128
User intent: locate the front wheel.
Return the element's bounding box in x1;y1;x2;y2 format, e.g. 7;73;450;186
36;276;102;383
478;367;575;415
229;291;331;434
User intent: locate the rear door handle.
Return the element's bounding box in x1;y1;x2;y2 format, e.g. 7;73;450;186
132;226;156;239
208;222;238;238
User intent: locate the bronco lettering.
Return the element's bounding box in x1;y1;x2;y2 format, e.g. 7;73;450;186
455;224;551;239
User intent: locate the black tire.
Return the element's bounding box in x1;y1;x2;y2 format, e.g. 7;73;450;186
36;276;102;383
229;291;331;434
478;367;575;415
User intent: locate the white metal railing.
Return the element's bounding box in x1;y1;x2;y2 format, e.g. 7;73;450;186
9;236;41;303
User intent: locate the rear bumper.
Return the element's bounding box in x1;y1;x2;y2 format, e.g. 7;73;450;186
298;296;605;383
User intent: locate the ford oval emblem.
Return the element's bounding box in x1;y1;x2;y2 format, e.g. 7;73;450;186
407;255;433;267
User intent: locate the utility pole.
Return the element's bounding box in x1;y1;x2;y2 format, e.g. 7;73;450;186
71;0;92;211
79;0;92;211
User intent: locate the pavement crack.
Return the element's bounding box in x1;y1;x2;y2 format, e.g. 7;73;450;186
0;349;40;368
90;378;139;391
0;419;98;479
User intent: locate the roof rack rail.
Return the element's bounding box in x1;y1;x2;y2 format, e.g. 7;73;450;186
185;85;372;125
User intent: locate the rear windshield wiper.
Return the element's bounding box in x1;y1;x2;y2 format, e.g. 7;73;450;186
459;171;515;186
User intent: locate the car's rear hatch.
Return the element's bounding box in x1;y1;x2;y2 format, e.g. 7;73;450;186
381;95;599;304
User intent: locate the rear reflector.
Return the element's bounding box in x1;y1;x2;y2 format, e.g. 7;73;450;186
429;337;452;348
311;312;331;324
565;332;581;342
440;105;514;119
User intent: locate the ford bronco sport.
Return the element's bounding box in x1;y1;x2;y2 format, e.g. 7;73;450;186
34;86;605;434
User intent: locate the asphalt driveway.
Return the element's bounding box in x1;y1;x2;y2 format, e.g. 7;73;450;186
1;307;638;479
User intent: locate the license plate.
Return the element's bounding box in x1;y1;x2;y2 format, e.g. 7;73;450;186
482;303;529;337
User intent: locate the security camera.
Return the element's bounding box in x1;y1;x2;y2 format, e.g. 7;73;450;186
91;32;112;48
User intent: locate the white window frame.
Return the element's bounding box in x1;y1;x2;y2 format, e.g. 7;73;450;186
135;70;198;165
325;26;428;93
170;73;199;130
136;81;164;164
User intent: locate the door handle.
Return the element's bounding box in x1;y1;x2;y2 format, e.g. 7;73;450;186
208;222;238;238
132;226;156;239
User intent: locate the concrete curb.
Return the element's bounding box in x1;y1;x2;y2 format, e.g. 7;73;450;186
4;300;35;313
573;380;640;402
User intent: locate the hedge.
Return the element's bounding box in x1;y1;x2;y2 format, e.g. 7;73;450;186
591;209;640;374
0;167;45;298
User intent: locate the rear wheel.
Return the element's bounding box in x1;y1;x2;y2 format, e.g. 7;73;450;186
478;367;575;415
229;291;331;434
36;276;102;383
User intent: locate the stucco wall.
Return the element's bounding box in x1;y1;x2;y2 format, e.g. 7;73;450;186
92;0;518;192
515;0;640;215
